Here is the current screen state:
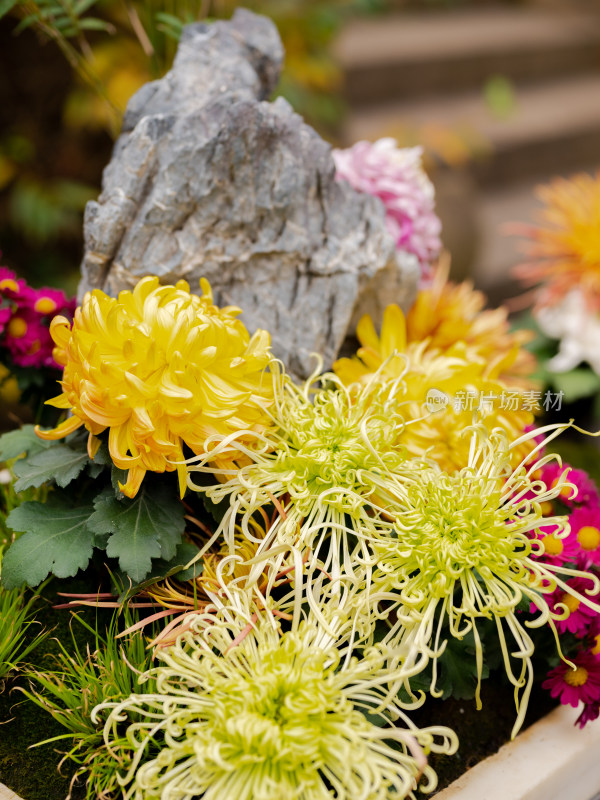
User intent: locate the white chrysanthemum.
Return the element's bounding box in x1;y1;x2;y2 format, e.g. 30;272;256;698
536;288;600;374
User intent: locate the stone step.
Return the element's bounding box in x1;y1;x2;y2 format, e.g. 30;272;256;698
334;7;600;106
436;163;600;304
342;73;600;187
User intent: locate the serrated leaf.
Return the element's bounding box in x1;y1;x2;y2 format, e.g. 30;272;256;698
87;484;185;582
87;460;105;479
435;632;489;701
90;439;111;467
2;500;95;588
13;444;89;491
93;530;111;548
0;425;53;462
117;542;203;602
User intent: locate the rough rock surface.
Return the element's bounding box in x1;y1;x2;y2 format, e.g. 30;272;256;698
79;8;418;378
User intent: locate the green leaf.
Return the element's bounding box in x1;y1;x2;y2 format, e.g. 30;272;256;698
117;541;203;602
549;368;600;404
2;499;95;588
111;465;127;497
76;17;112;31
13;443;89;491
74;0;100;14
0;0;19;20
87;484;185;582
435;632;489;701
14;11;43;33
0;425;53;462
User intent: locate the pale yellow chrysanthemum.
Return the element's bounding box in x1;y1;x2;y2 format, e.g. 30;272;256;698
334;304;533;473
360;424;600;738
95;606;458;800
406;262;537;389
512;170;600;310
36;277;273;498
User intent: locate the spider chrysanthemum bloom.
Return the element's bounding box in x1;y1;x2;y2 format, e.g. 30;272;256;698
334;304;533;472
35;277;273;498
362;425;600;737
95;608;457;800
187;367;413;584
512;170;600;310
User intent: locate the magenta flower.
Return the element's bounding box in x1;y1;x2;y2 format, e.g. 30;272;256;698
576;700;600;728
568;505;600;566
332;138;441;282
529;521;579;568
543;650;600;708
540;462;600;509
546;575;600;635
0;259;75;370
0;266;23;297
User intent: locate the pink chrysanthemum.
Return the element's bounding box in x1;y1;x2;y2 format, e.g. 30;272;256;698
546;575;600;635
332;138;442;282
543;650;600;708
540;462;600;509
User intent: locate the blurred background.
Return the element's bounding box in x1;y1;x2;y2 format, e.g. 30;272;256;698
1;0;599;301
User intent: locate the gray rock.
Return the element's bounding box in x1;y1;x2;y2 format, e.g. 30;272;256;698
79;8;418;378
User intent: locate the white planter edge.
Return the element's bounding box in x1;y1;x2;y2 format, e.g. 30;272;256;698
0;785;21;800
436;702;600;800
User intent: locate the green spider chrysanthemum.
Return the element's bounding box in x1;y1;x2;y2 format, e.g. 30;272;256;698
360;423;600;736
95;605;457;800
186;365;417;587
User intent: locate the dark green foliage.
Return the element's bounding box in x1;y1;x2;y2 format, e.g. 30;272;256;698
0;424;53;461
1;430;190;586
13;444;90;491
88;482;186;583
2;499;96;588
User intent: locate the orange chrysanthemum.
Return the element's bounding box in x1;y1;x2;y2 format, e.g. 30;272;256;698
512;171;600;310
407;260;537;389
36;277;273;498
333;303;533;473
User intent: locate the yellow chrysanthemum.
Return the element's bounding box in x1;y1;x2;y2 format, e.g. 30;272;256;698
407;262;536;389
334;304;533;472
36;277;273;498
512;171;600;309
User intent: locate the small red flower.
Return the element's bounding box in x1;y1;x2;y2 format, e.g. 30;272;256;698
569;505;600;566
543;650;600;707
547;575;599;635
576;701;600;728
541;462;600;509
